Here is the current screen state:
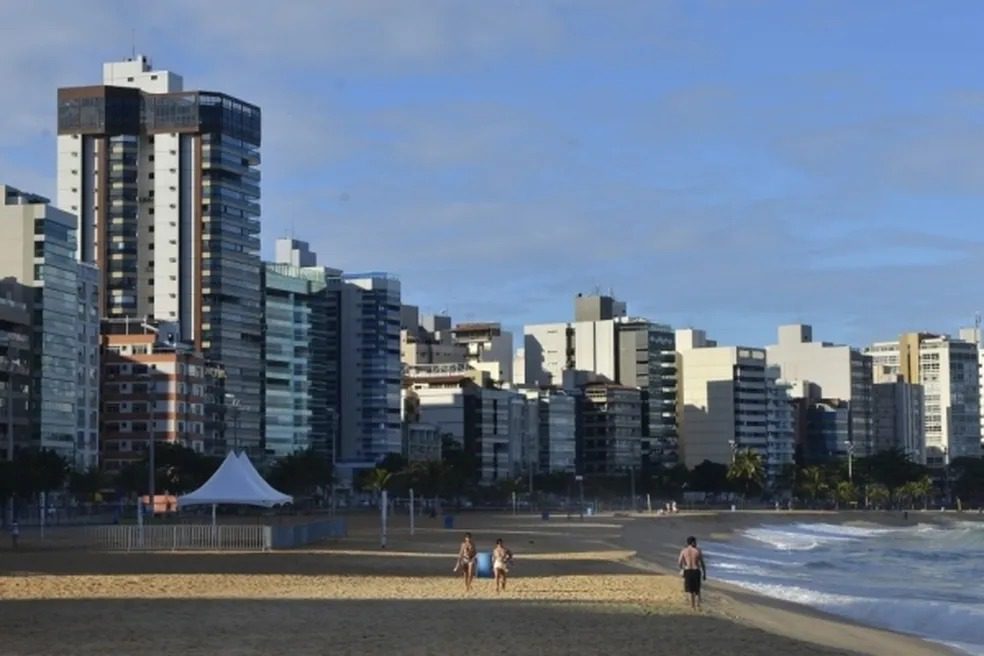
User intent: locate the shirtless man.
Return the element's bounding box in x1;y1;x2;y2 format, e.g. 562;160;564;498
677;535;707;610
456;532;477;591
492;538;513;593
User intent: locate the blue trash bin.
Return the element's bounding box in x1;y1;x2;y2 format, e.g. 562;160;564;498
475;551;493;579
443;515;455;530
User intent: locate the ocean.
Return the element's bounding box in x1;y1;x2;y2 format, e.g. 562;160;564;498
704;518;984;655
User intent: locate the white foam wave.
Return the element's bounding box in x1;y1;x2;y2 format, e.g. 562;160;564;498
742;527;852;551
730;582;984;655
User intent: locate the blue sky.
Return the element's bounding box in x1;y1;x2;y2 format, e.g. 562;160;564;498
2;1;984;348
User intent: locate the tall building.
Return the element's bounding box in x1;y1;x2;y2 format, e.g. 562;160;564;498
0;185;94;463
871;367;925;463
0;278;33;464
57;55;263;451
414;380;528;484
75;263;101;469
958;326;984;455
766;324;873;456
523;389;576;473
578;382;645;475
338;273;401;462
263;239;340;459
867;333;980;466
523;294;677;464
676;329;768;469
100;321;212;473
765;371;796;486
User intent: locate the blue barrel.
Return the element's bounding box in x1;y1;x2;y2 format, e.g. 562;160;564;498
475;551;493;579
541;510;550;520
443;515;455;530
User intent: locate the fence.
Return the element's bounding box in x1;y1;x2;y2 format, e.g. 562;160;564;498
270;518;347;549
87;524;272;552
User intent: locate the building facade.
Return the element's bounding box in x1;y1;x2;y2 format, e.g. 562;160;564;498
338;273;402;462
0;185;91;463
452;322;513;386
100;321;210;473
867;333;980;466
766;324;874;457
871;368;925;463
57;56;263;452
578;383;645;475
676;329;769;468
524;389;577;473
75;262;101;469
0;278;33;464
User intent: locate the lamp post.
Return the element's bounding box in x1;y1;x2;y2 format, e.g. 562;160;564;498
134;371;157;519
3;342;15;526
847;441;855;483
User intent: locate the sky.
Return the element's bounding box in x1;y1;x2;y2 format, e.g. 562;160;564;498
2;0;984;349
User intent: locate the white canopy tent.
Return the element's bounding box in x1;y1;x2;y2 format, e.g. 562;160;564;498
178;452;293;513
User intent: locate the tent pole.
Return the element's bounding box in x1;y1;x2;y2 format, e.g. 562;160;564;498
212;504;216;528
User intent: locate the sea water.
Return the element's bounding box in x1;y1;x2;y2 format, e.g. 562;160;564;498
704;519;984;655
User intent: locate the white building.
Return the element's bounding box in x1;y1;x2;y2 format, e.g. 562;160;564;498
765;371;796;488
58;55;264;450
452;322;514;386
958;327;984;455
867;333;980;466
766;324;873;456
676;329;768;469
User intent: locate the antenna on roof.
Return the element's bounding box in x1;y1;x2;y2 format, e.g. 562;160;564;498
131;29;136;60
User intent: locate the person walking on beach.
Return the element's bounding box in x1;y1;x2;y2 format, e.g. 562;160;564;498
492;538;513;593
678;535;706;610
455;532;477;591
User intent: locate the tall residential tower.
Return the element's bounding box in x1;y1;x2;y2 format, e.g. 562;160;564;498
57;56;263;451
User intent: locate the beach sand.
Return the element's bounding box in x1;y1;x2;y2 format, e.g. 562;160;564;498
0;511;955;655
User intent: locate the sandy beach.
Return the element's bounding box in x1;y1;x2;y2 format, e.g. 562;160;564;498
0;511;959;655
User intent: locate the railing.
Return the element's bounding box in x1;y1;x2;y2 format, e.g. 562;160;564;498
87;525;271;552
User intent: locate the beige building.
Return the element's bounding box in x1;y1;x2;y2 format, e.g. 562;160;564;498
452;322;513;386
867;333;980;466
765;324;873;456
676;329;768;468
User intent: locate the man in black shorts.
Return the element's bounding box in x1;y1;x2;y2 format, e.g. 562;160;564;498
677;535;707;610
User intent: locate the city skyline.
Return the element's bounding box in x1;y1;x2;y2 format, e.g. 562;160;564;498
2;2;984;349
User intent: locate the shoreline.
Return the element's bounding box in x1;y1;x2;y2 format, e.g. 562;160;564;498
618;510;967;656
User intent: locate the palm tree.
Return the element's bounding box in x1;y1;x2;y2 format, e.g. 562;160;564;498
799;466;829;507
911;476;933;510
834;481;857;509
365;468;392;506
727;449;765;505
866;483;890;509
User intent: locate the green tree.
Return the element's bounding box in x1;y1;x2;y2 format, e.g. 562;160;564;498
727;449;765;501
267;448;333;498
363;467;392;501
834;480;858;509
689;460;729;494
866;483;890;508
69;468;107;501
799;466;829;506
949;457;984;505
911;476;934;510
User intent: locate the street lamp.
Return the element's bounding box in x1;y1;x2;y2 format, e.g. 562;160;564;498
135;371;158;518
847;441;855;483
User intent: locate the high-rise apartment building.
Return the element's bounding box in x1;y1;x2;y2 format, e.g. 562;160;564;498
676;329;768;469
523;389;577;473
766;324;873;456
57;56;263;451
338;273;402;462
867;333;980;466
958;327;984;455
578;382;645;475
871;367;925;463
523;294;677;464
0;278;32;465
262;240;341;459
75;263;101;469
0;185;98;463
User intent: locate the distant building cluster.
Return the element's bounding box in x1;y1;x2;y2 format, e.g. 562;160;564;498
0;56;981;489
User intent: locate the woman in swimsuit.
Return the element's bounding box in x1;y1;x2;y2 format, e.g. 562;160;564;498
492;538;513;592
457;532;477;591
